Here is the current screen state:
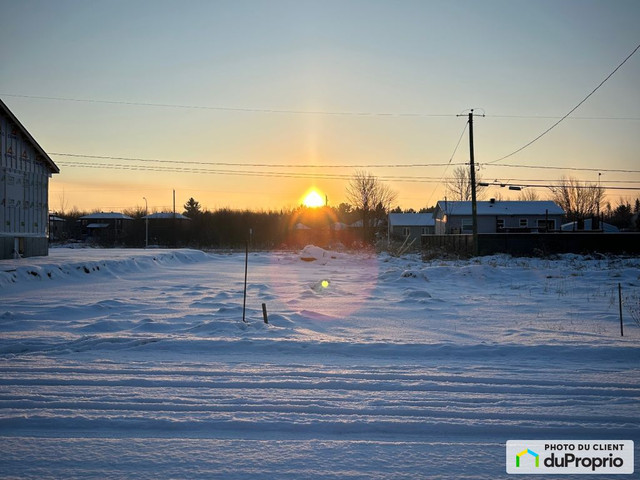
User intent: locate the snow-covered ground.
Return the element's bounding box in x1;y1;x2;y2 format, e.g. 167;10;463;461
1;246;638;479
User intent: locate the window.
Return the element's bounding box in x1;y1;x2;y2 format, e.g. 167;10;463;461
421;227;428;235
402;227;410;236
461;218;473;233
537;219;556;231
519;219;528;227
496;219;505;230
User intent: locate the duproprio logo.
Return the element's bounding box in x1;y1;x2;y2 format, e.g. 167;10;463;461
507;440;634;475
516;449;539;468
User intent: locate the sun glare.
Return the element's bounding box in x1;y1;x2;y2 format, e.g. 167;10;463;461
302;189;325;208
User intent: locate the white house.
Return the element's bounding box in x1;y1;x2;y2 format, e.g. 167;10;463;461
433;200;565;234
1;99;59;259
388;213;435;243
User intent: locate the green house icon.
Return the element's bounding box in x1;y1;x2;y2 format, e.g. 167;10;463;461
516;449;539;468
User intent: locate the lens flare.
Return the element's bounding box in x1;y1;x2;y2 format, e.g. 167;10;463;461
268;248;379;320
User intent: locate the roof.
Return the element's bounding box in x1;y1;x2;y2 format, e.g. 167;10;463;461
143;212;191;220
0;98;59;174
80;212;134;220
350;219;385;228
435;200;564;216
561;219;620;232
388;213;435;227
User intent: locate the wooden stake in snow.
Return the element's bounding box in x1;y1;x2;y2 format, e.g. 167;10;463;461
262;303;269;324
242;229;252;323
619;283;624;337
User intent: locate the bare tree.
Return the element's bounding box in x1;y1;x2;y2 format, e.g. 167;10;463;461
549;176;604;221
345;170;397;242
517;189;541;201
445;166;487;201
57;188;69;216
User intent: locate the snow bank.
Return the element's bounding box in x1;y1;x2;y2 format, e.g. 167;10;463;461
299;244;342;264
0;248;209;287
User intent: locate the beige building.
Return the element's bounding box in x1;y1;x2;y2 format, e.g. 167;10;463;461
1;99;59;259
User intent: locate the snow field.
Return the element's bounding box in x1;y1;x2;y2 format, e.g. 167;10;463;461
0;247;639;478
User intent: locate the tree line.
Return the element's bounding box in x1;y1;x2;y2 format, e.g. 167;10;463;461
51;171;400;248
51;203;389;249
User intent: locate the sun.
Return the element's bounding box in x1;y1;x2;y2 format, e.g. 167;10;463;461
302;189;325;208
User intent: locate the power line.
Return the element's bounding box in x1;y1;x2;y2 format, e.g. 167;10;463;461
54;161;448;182
480;182;640;191
4;93;639;121
55;161;640;190
51;152;640;174
489;42;640;164
481;162;640;174
0;93;456;118
486;114;640;121
425;121;468;206
50;152;464;169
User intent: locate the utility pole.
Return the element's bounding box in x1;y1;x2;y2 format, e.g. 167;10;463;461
143;196;148;248
457;109;483;255
468;110;478;256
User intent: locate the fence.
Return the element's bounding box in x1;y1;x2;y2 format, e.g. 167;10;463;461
422;233;640;256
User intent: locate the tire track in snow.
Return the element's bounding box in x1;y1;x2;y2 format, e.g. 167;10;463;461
1;359;638;439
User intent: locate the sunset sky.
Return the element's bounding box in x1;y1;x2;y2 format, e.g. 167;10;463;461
1;0;639;213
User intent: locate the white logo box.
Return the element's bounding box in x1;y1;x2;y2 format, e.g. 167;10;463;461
506;440;634;475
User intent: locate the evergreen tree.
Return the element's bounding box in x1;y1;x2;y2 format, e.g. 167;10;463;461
183;198;202;218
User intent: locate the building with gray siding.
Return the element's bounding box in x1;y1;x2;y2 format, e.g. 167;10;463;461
433;200;565;234
388;213;435;243
1;99;59;259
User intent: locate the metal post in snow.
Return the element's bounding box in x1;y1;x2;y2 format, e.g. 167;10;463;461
242;238;249;323
619;283;624;337
242;228;252;324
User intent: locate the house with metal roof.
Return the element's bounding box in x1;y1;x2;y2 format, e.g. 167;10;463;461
388;213;435;243
1;99;60;259
433;200;565;234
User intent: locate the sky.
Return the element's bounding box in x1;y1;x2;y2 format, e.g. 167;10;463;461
1;0;639;213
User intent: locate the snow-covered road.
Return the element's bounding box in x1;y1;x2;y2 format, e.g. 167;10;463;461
1;248;638;478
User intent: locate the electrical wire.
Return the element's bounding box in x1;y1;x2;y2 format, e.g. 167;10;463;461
488;42;640;164
51;152;640;174
0;93;456;118
479;182;640;191
424;121;468;206
481;163;640;174
5;93;640;121
55;161;640;190
50;153;464;169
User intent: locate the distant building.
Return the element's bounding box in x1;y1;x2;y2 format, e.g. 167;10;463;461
79;212;134;244
561;218;619;233
142;212;191;246
433;200;565;234
48;215;66;242
388;213;435;243
1;99;60;259
143;212;191;221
